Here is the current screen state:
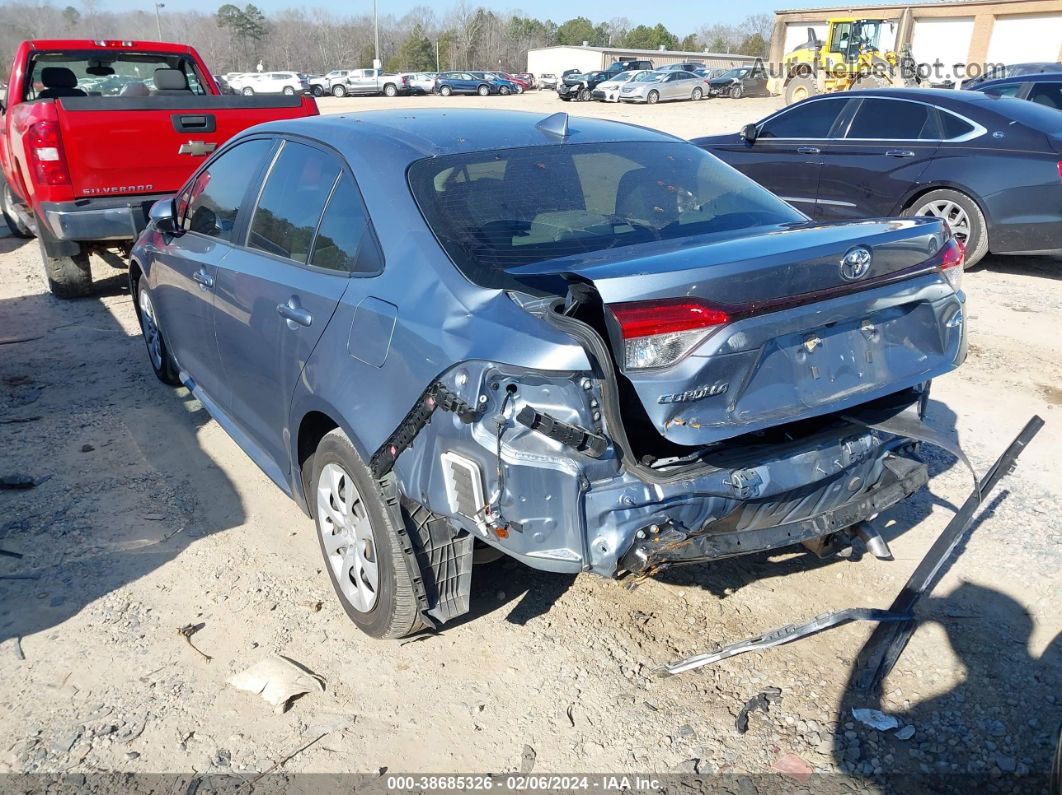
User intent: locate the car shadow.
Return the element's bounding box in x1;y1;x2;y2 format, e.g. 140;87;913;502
976;253;1062;282
837;579;1061;788
0;288;245;646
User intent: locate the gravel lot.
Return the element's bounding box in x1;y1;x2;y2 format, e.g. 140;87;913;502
0;89;1059;790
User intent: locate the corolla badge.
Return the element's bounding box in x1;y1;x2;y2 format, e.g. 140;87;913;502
840;246;873;281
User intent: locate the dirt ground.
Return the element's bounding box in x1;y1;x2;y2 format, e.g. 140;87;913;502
0;90;1059;790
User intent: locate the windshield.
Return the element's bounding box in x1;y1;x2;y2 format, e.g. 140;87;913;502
26;51;207;98
407;142;805;287
634;72;665;83
720;68;749;79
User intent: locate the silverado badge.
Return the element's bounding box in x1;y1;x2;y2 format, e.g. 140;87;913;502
178;140;218;156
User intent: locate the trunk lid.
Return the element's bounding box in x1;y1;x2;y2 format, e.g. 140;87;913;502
54;94;317;197
519;218;966;446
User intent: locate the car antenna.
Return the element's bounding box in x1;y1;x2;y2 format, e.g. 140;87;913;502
536;111;569;139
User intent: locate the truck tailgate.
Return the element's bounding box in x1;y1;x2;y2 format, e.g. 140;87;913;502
54;95;317;197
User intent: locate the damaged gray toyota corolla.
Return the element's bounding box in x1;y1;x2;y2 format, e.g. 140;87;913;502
130;109;967;638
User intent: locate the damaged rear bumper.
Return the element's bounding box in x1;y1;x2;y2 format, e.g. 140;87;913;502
618;453;927;575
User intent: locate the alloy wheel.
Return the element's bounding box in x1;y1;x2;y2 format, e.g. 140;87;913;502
317;462;379;613
138;286;164;372
914;199;971;245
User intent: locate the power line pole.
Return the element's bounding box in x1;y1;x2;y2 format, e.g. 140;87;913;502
373;0;380;68
435;40;440;71
154;2;165;40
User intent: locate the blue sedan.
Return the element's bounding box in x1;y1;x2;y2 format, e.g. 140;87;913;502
130;109;966;637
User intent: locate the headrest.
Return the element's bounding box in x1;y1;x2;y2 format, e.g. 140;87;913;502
41;67;78;89
120;81;150;96
153;68;188;91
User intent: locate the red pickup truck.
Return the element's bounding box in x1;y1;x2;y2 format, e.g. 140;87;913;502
0;39;318;297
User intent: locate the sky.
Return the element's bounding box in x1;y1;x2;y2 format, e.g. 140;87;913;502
95;0;836;36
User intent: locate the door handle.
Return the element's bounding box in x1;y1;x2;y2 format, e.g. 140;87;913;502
192;268;214;289
797;146;820;155
885;149;915;158
277;297;312;328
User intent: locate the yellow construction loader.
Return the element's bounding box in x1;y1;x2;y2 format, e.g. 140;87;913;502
781;18;919;105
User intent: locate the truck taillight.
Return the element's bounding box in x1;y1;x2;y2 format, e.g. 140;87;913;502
610;298;730;370
93;40;135;47
27;121;70;186
938;236;964;291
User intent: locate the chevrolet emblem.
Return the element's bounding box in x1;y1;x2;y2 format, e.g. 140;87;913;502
178;140;217;156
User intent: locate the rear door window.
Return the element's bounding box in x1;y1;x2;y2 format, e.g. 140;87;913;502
180;139;274;241
846;98;938;139
758;98;849;139
310;175;381;274
247;141;341;263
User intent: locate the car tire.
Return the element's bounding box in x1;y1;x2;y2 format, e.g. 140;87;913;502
477;84;489;96
516;85;524;94
312;428;425;639
241;86;254;96
40;241;93;299
784;75;820;105
383;83;397;97
133;273;180;385
577;88;591;102
439;85;452;96
283;86;295;95
729;84;743;99
332;84;346;97
904;189;989;268
311;85;324;97
499;86;510;95
2;179;33;239
647;90;659;104
691;87;703;101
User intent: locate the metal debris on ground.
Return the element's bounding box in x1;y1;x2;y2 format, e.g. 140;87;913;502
735;686;782;734
851;707;900;731
250;732;327;783
227;655;325;714
177;623;212;662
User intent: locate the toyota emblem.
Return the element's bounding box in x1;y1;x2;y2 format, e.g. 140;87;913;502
840;246;872;281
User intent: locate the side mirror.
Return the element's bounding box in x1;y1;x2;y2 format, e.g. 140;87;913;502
740;123;759;143
149;198;177;234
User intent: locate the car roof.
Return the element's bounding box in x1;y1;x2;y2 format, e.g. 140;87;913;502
249;108;682;160
973;71;1062;89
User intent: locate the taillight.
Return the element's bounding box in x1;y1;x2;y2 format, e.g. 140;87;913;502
610;298;730;370
939;236;964;291
1057;160;1062;180
27;121;70;186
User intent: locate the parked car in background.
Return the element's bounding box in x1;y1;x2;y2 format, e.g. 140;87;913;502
0;38;318;297
592;69;650;102
230;71;308;95
513;72;535;88
309;69;353;97
657;62;705;73
694;88;1062;267
213;74;237;95
400;72;438;95
706;66;770;99
537;73;558;89
332;69;409;97
471;72;519;95
960;62;1060;90
434;72;499;96
619;70;707;103
486;72;529;93
129;108;967;638
557;70;608;101
604;59;654;77
970;72;1062;110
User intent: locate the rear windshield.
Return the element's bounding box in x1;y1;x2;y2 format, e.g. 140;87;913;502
407;141;804;286
25;51;207;99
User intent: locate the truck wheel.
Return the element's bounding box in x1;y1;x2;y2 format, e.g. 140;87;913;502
904;189;989;268
241;86;254;96
383;83;397;97
311;85;324;97
2;180;33;239
133;274;180;385
40;242;93;299
784;76;820;105
331;84;346;97
283;86;295;95
439;85;452;96
312;429;425;639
